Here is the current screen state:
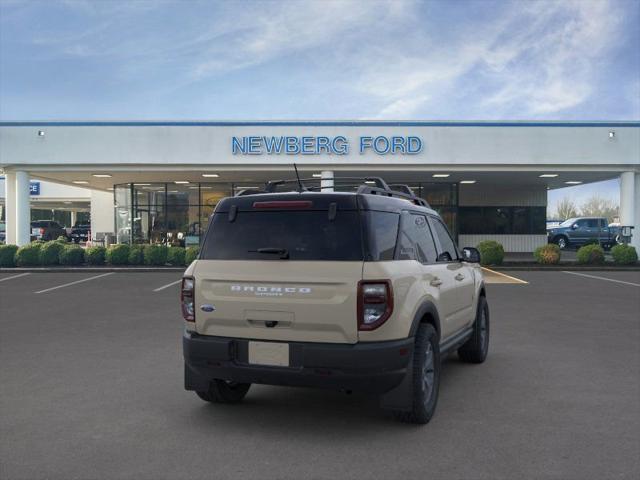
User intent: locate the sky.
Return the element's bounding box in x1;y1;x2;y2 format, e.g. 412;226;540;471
0;0;638;205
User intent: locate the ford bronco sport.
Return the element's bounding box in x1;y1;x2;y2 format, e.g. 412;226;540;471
182;177;489;424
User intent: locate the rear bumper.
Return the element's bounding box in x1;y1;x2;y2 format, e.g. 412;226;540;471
183;331;413;394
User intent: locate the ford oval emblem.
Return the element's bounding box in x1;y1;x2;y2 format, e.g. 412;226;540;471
200;304;215;312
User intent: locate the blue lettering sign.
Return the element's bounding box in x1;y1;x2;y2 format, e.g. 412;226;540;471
231;135;422;156
30;182;40;196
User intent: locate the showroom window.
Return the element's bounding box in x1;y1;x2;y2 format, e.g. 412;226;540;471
458;206;546;235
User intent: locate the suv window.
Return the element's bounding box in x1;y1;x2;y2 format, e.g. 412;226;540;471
364;211;399;261
396;212;438;263
429;217;458;261
201;210;363;261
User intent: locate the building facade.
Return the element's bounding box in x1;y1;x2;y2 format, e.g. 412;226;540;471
1;121;638;251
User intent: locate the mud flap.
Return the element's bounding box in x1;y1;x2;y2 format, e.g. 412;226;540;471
379;353;414;412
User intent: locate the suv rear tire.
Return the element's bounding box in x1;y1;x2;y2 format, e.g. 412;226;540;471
395;323;440;424
458;296;489;364
196;380;251;404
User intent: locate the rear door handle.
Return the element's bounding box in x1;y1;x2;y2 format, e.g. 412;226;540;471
430;278;443;287
455;273;465;281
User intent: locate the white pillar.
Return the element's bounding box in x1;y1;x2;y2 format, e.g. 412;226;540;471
70;211;77;227
321;170;334;192
15;171;31;246
5;172;16;244
620;171;639;251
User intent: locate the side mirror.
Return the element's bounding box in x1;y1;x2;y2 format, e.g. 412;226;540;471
462;247;481;263
572;223;579;230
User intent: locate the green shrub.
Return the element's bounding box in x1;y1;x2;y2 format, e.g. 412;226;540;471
534;244;561;265
15;243;43;266
584;238;600;246
59;244;85;265
0;244;19;267
143;244;168;266
56;236;69;243
576;244;605;264
167;246;186;266
106;244;130;265
611;244;638;265
477;240;504;266
85;246;106;265
40;241;65;265
185;246;199;265
128;245;145;265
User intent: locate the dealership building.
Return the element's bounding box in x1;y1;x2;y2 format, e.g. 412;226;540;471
1;121;639;252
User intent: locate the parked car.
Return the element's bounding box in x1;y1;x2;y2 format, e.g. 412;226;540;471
31;220;68;241
69;223;91;243
547;217;619;249
181;177;488;424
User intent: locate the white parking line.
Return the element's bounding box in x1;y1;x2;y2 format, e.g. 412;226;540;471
34;273;115;294
562;271;640;287
0;273;31;283
153;279;182;292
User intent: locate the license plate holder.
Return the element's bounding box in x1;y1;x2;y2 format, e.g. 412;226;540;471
248;341;290;367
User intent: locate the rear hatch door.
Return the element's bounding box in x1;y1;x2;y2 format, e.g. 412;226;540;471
194;194;363;344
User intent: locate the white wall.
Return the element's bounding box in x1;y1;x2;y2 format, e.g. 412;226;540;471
1;123;638;168
0;177;90;200
90;190;114;236
459;235;547;253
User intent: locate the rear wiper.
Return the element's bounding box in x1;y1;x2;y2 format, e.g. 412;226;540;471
249;247;290;259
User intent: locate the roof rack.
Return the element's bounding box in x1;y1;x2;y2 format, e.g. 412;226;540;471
234;176;430;208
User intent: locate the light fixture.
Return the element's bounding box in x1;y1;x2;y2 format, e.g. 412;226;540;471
168;190;179;193
312;174;322;178
365;180;376;184
201;173;219;178
63;201;72;204
72;180;89;184
539;174;558;178
200;186;212;190
609;131;615;139
432;174;450;178
188;186;199;189
133;183;151;186
38;130;45;137
174;181;189;184
92;174;112;178
565;181;582;185
460;180;476;184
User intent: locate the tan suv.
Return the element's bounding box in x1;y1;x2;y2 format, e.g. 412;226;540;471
181;178;489;424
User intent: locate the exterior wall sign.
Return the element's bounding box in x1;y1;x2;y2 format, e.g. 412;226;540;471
29;181;40;195
232;135;423;155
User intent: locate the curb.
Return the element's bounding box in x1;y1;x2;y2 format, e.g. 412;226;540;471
493;265;640;271
0;267;186;273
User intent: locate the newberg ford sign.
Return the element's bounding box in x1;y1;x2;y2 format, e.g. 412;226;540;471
232;135;422;155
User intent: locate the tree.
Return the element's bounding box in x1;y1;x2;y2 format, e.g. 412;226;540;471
579;195;619;223
553;197;578;220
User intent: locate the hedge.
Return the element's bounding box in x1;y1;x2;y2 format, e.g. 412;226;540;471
128;245;145;265
15;243;43;266
106;244;130;265
40;241;65;265
533;244;561;265
576;244;605;264
59;244;85;265
167;246;186;266
185;246;199;265
611;244;638;265
143;244;168;266
0;244;19;267
85;246;106;265
477;240;504;266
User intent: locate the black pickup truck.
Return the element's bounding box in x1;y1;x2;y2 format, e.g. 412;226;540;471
547;217;620;250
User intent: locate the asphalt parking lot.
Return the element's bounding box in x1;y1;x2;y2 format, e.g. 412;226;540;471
1;270;639;480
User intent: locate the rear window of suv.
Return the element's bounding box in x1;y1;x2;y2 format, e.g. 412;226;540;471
200;210;364;261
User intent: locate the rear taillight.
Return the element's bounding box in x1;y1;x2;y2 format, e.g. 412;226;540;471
181;277;195;322
357;280;393;331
